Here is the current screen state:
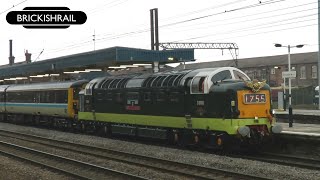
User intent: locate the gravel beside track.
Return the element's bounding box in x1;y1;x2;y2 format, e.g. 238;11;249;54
0;153;75;180
0;122;319;180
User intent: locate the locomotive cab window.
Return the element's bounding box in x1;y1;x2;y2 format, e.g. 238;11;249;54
211;70;232;83
233;70;250;81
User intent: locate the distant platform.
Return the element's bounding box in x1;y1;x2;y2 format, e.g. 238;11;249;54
273;109;320;124
277;122;320;137
273;109;320;116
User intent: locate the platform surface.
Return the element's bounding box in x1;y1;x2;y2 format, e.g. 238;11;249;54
273;109;320;116
277;122;320;136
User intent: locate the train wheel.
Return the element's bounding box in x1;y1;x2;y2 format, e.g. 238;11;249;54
67;120;74;132
81;122;86;133
166;129;177;145
107;124;112;137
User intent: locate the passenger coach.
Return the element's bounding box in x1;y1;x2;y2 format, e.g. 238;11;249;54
1;80;87;125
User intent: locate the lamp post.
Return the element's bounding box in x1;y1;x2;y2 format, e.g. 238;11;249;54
275;44;304;127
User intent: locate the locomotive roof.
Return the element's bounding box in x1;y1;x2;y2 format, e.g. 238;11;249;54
6;80;88;92
87;67;249;90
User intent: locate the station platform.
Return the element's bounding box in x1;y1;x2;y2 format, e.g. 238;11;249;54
273;109;320;116
277;122;320;137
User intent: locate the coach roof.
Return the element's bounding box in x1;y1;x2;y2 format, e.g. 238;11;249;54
6;80;88;91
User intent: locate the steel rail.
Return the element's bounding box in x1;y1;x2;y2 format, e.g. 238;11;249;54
0;139;146;180
0;129;270;180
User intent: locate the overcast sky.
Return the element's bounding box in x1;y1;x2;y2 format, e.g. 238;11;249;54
0;0;318;66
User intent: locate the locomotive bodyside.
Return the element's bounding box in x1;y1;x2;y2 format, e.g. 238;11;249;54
78;67;281;147
0;67;280;149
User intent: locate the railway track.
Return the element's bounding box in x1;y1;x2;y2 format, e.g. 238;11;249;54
255;152;320;170
0;140;145;180
229;152;320;170
0;129;269;180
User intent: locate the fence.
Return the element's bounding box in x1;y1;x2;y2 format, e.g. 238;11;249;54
271;86;315;106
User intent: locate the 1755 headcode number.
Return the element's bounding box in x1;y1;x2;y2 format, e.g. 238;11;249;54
244;94;266;104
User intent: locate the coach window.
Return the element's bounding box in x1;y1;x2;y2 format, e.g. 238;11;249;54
55;90;68;103
0;93;4;102
211;70;232;83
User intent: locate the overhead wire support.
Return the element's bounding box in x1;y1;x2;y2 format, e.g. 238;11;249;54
159;42;239;67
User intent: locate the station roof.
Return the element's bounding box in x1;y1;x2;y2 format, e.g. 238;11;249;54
0;46;194;78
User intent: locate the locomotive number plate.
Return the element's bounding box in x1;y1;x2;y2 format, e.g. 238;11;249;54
244;94;266;104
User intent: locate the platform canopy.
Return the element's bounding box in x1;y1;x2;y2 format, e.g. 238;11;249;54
0;46;194;79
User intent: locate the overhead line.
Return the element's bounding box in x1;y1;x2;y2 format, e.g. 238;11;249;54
93;0;291;40
164;5;317;31
159;0;250;22
210;24;316;42
0;0;28;15
31;0;295;58
160;0;286;28
86;0;128;14
173;16;316;42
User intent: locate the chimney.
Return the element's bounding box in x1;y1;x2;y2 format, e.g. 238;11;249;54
25;50;32;63
8;39;15;65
